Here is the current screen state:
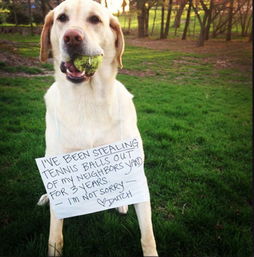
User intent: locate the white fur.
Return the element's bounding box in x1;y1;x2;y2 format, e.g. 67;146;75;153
40;0;158;256
37;193;49;206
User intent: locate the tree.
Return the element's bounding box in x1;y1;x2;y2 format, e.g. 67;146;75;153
210;0;248;40
248;25;253;42
163;0;173;38
238;0;252;37
12;0;18;26
136;0;156;37
173;0;188;28
192;0;214;46
151;2;159;36
160;0;174;39
182;0;192;40
1;0;20;25
28;0;33;35
204;0;213;40
192;0;230;46
160;0;166;38
124;0;136;34
226;0;234;41
137;0;149;37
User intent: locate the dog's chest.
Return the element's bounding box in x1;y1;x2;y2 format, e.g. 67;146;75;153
56;101;123;151
45;82;137;154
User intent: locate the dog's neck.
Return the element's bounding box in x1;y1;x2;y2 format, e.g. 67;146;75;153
53;60;118;105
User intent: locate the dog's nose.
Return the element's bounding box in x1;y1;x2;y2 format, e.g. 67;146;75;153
63;29;83;46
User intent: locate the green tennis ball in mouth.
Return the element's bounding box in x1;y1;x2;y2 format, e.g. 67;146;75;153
74;55;103;75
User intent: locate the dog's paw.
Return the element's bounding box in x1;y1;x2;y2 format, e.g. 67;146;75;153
37;194;49;206
116;205;128;215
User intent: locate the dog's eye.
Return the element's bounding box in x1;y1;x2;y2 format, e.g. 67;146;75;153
57;13;69;23
88;15;101;24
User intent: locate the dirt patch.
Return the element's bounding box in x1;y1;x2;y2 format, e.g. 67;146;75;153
0;52;39;67
0;37;252;77
0;71;53;78
126;37;252;55
0;40;54;77
126;37;252;73
0;40;40;67
173;56;200;66
0;40;158;78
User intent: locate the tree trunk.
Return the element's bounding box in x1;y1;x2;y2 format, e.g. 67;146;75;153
151;5;158;36
226;0;234;41
205;0;213;40
13;7;18;26
12;0;18;26
137;1;145;37
196;11;208;47
239;0;251;36
138;12;145;37
41;0;47;19
248;26;253;42
193;13;196;37
137;1;149;38
245;12;252;36
28;0;33;35
163;0;173;39
127;15;132;34
197;25;206;46
212;14;222;38
145;8;149;37
173;0;187;28
182;0;192;40
160;0;165;39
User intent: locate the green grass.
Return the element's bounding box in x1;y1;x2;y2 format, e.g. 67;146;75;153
0;61;43;74
0;34;252;257
0;33;40;57
0;33;40;42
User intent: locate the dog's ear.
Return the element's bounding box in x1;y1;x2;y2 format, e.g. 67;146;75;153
110;16;124;68
40;10;54;62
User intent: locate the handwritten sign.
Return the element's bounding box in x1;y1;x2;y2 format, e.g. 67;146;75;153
35;138;150;219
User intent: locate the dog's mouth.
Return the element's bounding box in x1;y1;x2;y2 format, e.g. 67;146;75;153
60;60;93;84
60;55;103;83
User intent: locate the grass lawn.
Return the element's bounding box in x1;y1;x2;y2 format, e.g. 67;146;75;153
0;34;252;257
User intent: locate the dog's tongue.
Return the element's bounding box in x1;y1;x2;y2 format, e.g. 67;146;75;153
65;61;78;72
60;60;94;82
65;61;84;78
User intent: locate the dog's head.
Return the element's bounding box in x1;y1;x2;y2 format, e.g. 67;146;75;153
40;0;124;84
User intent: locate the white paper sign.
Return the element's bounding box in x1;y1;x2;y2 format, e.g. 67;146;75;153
35;138;150;219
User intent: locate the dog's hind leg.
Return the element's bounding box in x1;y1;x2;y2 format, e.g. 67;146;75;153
48;206;64;256
134;201;158;256
116;205;128;214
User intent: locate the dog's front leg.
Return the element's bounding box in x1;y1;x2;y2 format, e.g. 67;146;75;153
48;206;64;256
134;201;158;256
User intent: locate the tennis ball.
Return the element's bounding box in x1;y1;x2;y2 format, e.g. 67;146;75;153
74;55;103;75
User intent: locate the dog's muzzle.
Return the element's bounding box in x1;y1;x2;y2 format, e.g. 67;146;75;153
60;29;102;84
60;60;91;84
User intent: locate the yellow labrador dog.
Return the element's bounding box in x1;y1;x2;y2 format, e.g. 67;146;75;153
39;0;158;256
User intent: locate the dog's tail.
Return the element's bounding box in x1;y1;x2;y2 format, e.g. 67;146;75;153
37;193;49;206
